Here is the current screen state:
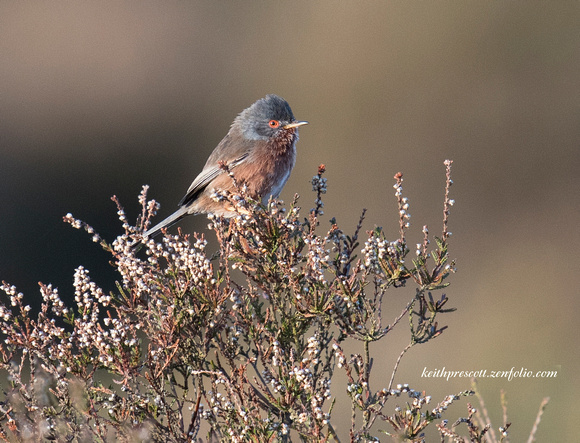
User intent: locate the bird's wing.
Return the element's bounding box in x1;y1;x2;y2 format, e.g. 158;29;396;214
178;152;249;207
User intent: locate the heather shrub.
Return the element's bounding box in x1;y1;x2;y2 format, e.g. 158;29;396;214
0;161;547;442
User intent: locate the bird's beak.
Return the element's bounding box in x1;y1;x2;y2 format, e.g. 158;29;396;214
283;121;309;129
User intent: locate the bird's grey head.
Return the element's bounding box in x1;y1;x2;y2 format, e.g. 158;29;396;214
235;94;298;141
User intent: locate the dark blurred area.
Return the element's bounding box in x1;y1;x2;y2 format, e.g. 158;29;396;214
1;2;578;440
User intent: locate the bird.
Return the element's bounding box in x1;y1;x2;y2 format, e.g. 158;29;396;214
144;94;308;239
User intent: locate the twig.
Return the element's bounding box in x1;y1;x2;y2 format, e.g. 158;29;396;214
388;342;412;392
472;378;497;443
442;160;454;242
526;397;550;443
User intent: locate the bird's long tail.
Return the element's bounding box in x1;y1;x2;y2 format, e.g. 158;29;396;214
143;206;191;239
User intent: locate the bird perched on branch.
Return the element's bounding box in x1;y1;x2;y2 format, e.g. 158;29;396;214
144;94;308;239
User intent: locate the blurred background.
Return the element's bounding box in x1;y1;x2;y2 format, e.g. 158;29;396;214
0;2;578;440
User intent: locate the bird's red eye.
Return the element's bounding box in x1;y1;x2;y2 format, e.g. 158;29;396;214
268;120;280;128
